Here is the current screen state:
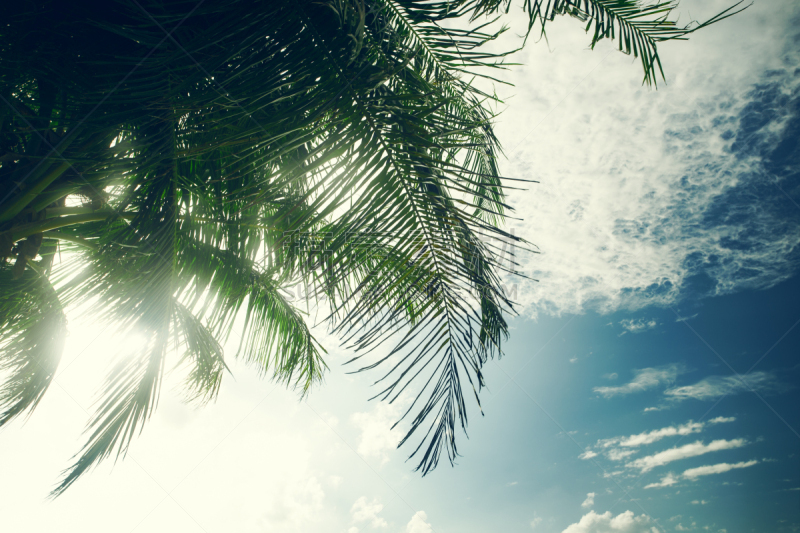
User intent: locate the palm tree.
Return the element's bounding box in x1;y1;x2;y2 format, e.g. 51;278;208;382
0;0;744;496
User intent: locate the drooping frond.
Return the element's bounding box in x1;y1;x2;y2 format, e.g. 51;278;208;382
173;301;227;404
175;232;327;393
0;270;66;426
51;320;169;497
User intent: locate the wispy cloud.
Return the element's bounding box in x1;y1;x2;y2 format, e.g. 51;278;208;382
586;418;738;464
682;460;759;479
619;318;657;334
643;473;678;489
627;439;749;473
644;458;759;488
665;372;781;401
602;417;735;449
594;365;681;398
581;492;596;509
599;421;705;449
709;416;736;424
607;448;637;461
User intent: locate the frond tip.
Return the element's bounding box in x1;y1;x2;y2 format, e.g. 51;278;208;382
518;0;750;86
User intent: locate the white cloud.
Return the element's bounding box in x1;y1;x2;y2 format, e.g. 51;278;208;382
595;366;681;398
596;417;736;454
620;318;657;333
708;416;736;424
607;449;637;462
664;372;780;401
623;422;706;446
350;401;403;464
561;510;659;533
603;373;619;380
581;492;596;509
350;497;387;528
406;511;434;533
682;460;759;479
600;421;705;449
690;500;708;505
582;418;740;468
627;439;748;472
644;473;679;489
531;517;544;529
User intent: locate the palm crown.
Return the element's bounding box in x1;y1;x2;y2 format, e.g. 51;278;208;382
0;0;744;496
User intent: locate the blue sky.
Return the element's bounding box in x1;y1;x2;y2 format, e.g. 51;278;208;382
1;1;799;532
474;278;800;532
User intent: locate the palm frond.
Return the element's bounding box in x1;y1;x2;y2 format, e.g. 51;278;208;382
0;0;742;493
524;0;749;86
173;301;227;404
0;269;66;426
51;324;168;497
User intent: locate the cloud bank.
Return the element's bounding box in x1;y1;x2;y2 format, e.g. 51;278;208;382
492;4;800;318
